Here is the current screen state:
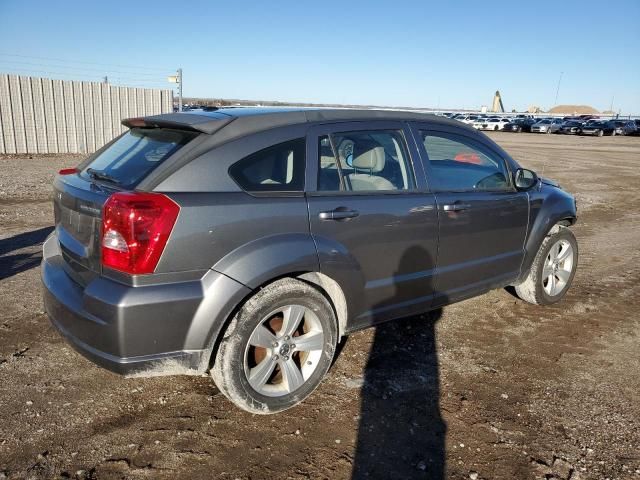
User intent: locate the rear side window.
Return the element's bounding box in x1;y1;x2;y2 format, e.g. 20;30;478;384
82;128;197;189
229;138;305;192
421;132;511;192
318;130;415;192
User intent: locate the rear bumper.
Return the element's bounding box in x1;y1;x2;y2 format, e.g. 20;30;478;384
41;234;250;376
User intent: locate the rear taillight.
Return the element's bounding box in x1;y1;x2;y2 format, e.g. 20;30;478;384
58;168;78;175
101;192;180;275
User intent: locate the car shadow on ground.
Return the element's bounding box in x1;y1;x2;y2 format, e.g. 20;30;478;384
0;226;54;281
352;246;446;479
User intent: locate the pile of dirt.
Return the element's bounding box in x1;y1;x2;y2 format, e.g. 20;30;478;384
549;104;599;114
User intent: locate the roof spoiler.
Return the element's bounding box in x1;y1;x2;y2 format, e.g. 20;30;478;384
122;112;234;135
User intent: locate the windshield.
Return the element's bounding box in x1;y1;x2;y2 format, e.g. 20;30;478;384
81;128;198;189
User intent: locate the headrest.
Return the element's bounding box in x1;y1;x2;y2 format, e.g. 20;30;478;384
352;142;386;172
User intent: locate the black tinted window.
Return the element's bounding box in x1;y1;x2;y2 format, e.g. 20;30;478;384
82;128;197;189
421;132;511;192
229;138;305;192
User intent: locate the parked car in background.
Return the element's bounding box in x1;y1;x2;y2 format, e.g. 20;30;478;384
611;120;637;136
41;108;578;414
632;119;640;135
580;120;616;136
559;120;583;135
476;117;511;131
503;117;537;133
531;118;564;134
457;114;481;125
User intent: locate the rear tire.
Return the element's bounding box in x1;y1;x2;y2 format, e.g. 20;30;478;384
211;278;337;414
597;129;604;137
514;226;578;305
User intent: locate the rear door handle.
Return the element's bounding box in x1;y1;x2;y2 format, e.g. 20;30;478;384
442;203;471;212
319;209;360;220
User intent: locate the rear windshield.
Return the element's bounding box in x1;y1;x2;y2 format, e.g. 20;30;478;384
81;128;198;189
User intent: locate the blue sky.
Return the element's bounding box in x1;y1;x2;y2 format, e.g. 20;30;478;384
1;0;638;113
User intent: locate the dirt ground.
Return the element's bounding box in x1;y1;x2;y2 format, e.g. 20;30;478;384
0;132;639;480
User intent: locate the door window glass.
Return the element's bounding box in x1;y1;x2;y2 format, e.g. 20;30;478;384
318;130;415;192
420;132;511;192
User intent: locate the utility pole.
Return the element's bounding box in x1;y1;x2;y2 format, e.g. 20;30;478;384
177;68;183;112
554;71;563;106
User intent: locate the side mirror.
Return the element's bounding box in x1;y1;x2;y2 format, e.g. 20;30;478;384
514;168;538;190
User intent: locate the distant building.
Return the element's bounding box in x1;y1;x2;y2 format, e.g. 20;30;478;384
549;104;599;115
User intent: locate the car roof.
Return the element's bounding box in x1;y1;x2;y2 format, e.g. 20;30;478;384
123;106;475;137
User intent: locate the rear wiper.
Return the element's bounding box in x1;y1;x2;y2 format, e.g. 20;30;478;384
86;168;120;185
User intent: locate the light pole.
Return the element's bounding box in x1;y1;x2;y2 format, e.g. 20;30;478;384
177;68;183;112
168;69;183;112
554;71;563;107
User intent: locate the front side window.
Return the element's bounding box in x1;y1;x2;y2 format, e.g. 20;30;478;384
420;132;511;192
317;130;415;192
229;138;305;192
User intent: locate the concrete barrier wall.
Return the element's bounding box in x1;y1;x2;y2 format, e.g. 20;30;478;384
0;74;173;154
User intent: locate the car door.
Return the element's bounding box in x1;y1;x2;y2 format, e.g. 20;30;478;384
410;123;529;305
306;121;439;331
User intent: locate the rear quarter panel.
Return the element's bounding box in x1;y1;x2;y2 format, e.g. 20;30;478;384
155;192;316;279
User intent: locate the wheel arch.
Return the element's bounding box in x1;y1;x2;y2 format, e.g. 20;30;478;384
200;270;348;373
296;271;348;338
518;186;577;283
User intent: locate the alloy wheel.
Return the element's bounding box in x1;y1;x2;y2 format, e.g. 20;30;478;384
542;239;574;296
244;305;324;397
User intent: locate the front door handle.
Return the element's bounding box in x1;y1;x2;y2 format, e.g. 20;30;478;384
442;203;471;212
319;209;360;221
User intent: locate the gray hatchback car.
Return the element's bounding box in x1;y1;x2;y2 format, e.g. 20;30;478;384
42;108;578;413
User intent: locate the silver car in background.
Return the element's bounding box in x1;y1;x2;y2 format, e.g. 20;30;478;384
531;118;563;134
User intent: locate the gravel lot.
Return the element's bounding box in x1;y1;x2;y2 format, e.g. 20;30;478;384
1;132;639;480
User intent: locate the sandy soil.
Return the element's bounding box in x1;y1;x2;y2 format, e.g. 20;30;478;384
0;133;639;480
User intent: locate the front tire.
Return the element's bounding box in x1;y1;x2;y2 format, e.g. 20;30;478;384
597;129;604;137
514;226;578;305
211;278;338;414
